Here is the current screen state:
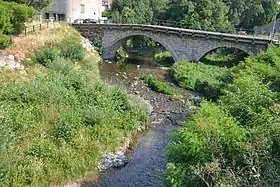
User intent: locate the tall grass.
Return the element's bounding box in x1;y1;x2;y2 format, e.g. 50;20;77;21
0;36;149;186
141;75;179;100
166;45;280;187
170;61;229;100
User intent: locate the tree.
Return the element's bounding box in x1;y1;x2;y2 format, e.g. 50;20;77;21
110;0;154;24
163;0;233;32
3;0;51;11
226;0;279;29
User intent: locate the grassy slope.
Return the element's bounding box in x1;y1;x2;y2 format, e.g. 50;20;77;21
0;25;148;186
166;47;280;186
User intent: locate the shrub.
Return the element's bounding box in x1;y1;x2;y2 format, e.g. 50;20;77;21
0;45;148;186
170;61;228;100
141;75;177;96
166;102;247;187
59;40;85;61
54;111;81;143
220;71;277;126
154;51;174;67
47;56;74;74
2;1;34;35
34;47;60;66
0;3;12;34
0;33;11;49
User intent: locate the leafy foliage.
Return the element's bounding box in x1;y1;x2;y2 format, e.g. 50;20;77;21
59;40;86;61
141;75;177;96
170;61;229;100
1;1;34;35
110;0;153;24
167;45;280;187
34;46;60;66
0;1;33;48
110;0;278;31
166;102;247;187
220;72;277;126
226;0;278;29
154;51;174;67
0;44;148;186
0;33;11;49
3;0;51;11
163;0;233;32
34;39;86;66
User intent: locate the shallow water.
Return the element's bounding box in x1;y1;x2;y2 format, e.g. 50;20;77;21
81;58;189;187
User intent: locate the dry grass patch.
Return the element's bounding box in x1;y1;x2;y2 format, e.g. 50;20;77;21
0;24;80;57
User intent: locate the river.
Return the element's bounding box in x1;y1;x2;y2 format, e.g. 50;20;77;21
79;58;193;187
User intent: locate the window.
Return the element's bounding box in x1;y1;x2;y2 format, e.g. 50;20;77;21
80;4;85;13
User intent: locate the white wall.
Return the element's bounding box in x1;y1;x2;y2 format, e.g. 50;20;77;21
46;0;109;23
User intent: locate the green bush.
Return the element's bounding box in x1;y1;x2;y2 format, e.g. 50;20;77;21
166;102;247;187
170;61;229;100
0;1;33;48
166;46;280;187
34;47;60;66
47;56;74;74
102;12;111;18
0;3;12;34
1;1;34;35
154;51;174;67
0;47;148;186
0;33;11;49
59;40;85;61
141;75;177;97
219;72;277;126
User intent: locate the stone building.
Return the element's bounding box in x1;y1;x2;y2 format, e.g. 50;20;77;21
44;0;112;23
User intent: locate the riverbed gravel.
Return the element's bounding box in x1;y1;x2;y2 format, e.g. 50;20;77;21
80;62;200;187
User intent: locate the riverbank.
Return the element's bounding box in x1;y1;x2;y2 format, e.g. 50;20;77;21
0;25;149;187
71;58;203;187
165;46;280;187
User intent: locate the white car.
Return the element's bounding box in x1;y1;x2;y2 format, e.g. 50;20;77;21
74;19;84;24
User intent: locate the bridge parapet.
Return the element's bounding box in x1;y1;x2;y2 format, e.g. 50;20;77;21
73;24;274;62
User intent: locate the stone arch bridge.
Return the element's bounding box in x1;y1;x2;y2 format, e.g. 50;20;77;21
72;24;275;62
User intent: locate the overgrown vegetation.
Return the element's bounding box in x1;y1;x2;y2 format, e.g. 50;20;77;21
154;51;174;67
141;75;178;100
0;1;34;44
170;61;229;100
201;48;248;67
0;29;149;186
166;45;280;187
110;0;278;31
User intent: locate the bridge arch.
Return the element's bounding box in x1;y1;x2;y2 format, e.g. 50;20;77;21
102;31;179;61
196;45;251;62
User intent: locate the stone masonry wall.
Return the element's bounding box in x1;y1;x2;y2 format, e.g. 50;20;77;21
74;25;269;62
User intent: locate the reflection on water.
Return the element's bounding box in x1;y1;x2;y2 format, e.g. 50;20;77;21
100;58;171;83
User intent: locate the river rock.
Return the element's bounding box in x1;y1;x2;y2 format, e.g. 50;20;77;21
7;55;14;61
159;67;169;71
0;55;25;70
81;37;95;52
99;153;129;171
0;57;6;67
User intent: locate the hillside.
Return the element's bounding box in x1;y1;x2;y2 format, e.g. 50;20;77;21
0;24;149;186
